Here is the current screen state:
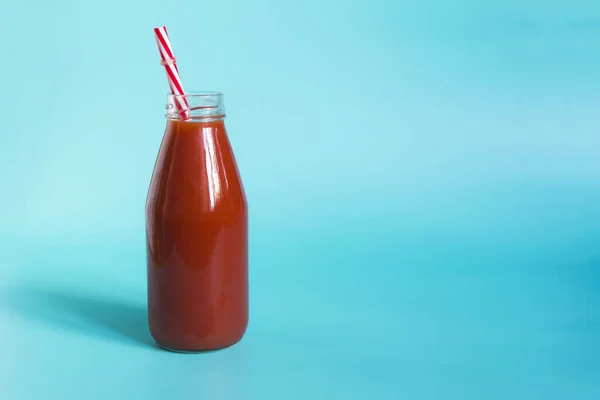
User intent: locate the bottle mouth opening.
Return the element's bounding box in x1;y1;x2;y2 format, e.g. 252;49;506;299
167;91;223;98
166;91;225;121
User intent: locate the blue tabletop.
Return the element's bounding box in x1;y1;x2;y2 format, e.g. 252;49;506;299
2;226;600;399
1;0;600;399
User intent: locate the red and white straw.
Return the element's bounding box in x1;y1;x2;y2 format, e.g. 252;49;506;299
154;26;189;120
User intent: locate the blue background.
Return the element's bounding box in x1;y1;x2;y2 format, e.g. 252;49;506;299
1;0;600;398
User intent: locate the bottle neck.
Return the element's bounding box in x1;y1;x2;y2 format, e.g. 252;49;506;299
166;91;225;122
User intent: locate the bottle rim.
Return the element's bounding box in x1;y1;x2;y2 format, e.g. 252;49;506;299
166;91;225;121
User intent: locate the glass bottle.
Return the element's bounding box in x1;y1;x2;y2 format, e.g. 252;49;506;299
146;92;248;352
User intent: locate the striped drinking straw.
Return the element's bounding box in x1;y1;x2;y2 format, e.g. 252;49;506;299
153;26;190;120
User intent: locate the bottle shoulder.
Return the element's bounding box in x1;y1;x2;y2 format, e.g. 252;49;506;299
148;119;245;208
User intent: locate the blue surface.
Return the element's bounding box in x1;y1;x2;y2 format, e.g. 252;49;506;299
2;0;600;398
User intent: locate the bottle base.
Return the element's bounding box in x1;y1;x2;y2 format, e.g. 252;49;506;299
157;338;242;353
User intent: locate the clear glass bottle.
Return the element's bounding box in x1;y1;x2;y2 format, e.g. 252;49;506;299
146;92;248;352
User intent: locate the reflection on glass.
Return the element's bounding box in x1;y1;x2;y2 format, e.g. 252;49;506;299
203;127;222;210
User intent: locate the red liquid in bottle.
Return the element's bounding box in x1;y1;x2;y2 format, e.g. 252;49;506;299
146;117;248;351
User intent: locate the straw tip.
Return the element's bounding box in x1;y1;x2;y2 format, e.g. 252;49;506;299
154;26;167;34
